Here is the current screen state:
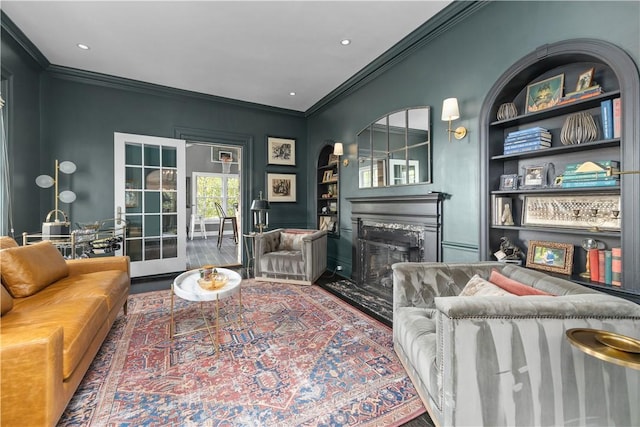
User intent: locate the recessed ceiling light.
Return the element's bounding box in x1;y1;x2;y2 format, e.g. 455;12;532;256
77;43;90;50
340;39;351;46
289;92;296;96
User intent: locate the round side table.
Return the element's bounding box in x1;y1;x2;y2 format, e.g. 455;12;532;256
170;268;242;355
566;328;640;370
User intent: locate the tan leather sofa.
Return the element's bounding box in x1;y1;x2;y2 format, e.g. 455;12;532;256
0;236;130;426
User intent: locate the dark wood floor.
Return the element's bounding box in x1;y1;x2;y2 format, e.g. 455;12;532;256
186;231;240;269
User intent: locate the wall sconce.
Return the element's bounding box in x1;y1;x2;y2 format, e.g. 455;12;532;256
250;191;270;234
441;97;467;142
333;142;349;166
35;159;77;222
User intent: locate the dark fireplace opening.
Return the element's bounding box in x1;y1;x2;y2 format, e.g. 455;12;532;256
359;225;422;294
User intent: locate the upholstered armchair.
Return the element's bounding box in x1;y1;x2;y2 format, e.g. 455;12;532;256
253;228;327;285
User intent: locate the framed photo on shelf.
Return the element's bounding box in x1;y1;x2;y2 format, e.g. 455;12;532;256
267;136;296;166
521;165;547;188
575;67;594;92
526;74;564;113
266;173;296;202
322;170;333;183
526;240;574;275
499;174;519;191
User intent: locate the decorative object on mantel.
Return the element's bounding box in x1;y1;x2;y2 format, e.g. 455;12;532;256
496;102;518;120
560;111;598;145
36;159;77;236
441;97;467;141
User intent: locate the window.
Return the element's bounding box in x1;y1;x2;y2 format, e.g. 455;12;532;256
193;172;239;219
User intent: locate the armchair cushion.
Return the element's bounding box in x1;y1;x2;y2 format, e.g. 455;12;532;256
1;242;69;298
279;230;312;251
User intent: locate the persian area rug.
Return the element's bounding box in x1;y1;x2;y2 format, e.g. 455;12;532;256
59;280;425;426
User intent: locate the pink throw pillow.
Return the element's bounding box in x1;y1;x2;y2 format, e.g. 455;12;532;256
489;269;553;296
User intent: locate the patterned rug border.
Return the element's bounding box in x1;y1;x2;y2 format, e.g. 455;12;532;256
60;280;426;426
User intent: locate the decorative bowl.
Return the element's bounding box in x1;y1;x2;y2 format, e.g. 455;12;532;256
197;270;228;290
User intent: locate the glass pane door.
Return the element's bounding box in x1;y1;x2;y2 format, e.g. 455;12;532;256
115;133;186;277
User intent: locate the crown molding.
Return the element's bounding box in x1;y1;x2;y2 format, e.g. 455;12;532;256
305;1;489;117
1;11;50;69
46;65;305;117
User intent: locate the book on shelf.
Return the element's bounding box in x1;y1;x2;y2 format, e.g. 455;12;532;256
601;99;613;139
564;160;619;173
504;131;552;143
557;85;603;105
598;250;605;283
612;247;622;286
560;172;618;182
604;250;612;285
589;249;600;282
506;127;549;137
503;144;550;155
504;136;552;145
491;195;513;226
504;138;551;148
561;179;619;188
613;97;621;138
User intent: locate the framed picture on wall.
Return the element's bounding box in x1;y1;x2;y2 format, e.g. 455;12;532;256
266;173;296;202
267;136;296;166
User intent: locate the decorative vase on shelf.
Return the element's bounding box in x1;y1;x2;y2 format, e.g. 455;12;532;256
560;111;598;145
496;102;518;121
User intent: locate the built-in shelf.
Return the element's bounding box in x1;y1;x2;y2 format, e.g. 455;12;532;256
491;139;620;160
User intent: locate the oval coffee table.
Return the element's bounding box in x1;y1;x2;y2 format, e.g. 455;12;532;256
170;267;242;355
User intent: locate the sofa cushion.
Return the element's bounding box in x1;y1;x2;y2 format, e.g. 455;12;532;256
1;286;13;315
489;269;553;296
460;274;514;296
259;251;305;277
0;241;69;297
7;296;108;380
0;236;18;249
279;231;312;251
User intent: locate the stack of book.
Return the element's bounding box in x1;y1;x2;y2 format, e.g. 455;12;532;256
503;127;551;154
588;247;622;286
561;160;620;188
557;84;603;106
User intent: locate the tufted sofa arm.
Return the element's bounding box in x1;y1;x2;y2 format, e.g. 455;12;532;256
392;261;640;427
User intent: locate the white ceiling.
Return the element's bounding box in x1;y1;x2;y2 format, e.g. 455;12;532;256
1;1;452;112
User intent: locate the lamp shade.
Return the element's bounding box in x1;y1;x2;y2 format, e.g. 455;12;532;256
35;174;55;188
333;142;344;156
59;190;77;203
250;199;270;211
58;161;77;174
441;98;460;121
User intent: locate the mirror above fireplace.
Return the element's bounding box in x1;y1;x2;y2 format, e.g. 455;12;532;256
357;107;431;188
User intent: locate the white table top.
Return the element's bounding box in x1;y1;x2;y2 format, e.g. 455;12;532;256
173;268;241;302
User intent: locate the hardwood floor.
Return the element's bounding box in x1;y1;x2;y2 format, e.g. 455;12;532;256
186;231;240;269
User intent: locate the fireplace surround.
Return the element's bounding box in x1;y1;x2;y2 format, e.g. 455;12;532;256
348;194;443;289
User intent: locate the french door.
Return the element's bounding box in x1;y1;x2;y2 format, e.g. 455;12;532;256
114;132;187;277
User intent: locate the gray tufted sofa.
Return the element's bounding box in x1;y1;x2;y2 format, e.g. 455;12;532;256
254;228;327;285
392;261;640;427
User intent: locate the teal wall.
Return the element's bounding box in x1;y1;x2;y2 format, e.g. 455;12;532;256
306;1;640;276
1;26;42;235
2;2;639;276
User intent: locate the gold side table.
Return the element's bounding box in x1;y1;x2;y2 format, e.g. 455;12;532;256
566;328;640;370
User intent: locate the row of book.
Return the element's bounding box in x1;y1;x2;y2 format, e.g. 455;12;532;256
588;247;621;286
557;84;603;106
503;127;551;155
601;97;622;139
561;160;619;189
